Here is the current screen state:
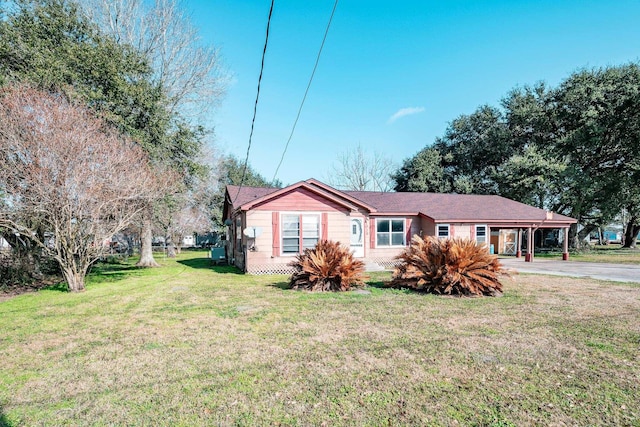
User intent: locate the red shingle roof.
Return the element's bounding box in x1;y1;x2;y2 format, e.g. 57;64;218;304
225;182;576;224
226;185;277;207
344;191;575;222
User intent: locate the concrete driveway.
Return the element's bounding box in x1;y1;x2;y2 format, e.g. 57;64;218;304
499;257;640;283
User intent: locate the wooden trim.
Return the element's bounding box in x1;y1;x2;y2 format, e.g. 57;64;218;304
370;218;376;249
272;212;280;257
437;223;450;239
321;213;328;241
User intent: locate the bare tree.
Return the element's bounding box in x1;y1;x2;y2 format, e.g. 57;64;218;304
82;0;228;118
0;85;162;291
325;144;397;192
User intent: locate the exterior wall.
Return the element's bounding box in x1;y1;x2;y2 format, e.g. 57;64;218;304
241;189;365;274
452;224;472;240
367;215;421;268
327;211;353;246
420;217;436;236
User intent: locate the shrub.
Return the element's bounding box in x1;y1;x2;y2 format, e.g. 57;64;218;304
391;236;505;296
0;250;61;292
289;240;366;291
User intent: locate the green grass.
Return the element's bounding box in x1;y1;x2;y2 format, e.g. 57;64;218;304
1;250;639;426
534;245;640;264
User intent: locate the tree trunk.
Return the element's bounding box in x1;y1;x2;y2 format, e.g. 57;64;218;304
137;205;160;267
622;216;639;249
573;223;596;248
166;229;176;258
63;268;85;292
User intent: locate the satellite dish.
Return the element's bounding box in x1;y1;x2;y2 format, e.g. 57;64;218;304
243;227;263;238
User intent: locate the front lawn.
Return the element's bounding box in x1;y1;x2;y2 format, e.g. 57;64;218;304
1;251;638;426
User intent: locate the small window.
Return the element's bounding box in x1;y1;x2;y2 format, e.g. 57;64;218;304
437;224;450;239
376;219;405;246
476;225;487;244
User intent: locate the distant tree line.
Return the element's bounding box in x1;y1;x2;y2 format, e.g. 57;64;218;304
392;64;640;248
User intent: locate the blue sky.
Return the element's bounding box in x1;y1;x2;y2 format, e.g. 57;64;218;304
188;0;640;186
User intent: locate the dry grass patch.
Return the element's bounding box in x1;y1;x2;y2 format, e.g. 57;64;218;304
0;252;639;426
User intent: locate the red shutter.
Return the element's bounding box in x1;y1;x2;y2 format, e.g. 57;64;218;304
370;218;376;249
450;224;455;237
470;224;475;240
405;218;412;246
321;213;328;241
272;212;280;257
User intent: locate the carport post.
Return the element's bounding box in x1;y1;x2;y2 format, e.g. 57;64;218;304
562;227;569;260
525;227;533;262
516;228;522;258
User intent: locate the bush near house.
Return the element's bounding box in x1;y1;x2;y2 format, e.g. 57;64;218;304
391;236;505;296
289;240;366;291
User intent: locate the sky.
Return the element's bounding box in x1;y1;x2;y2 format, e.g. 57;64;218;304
186;0;640;186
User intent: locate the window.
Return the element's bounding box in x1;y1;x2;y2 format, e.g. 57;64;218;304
476;225;487;244
376;219;405;246
437;224;450;239
282;214;320;254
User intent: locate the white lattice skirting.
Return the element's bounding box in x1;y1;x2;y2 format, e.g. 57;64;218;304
246;258;400;275
247;264;295;275
369;258;401;270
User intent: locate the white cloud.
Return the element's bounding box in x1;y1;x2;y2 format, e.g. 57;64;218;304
387;106;425;124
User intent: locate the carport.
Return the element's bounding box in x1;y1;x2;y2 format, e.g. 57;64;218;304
485;210;576;262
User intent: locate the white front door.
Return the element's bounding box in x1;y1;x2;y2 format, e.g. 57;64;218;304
350;218;365;258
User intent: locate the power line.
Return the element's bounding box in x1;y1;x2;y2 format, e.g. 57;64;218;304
232;0;275;204
270;0;339;185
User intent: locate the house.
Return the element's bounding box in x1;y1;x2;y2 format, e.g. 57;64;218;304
223;179;577;274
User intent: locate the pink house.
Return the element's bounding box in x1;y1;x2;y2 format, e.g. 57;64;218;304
223;179;577;274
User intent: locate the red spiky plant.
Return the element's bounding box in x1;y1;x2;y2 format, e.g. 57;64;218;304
391;236;505;296
289;240;366;291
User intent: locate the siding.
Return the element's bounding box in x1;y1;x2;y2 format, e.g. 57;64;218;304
252;187;350;212
421;217;436;236
454;224;472;240
242;212;491;273
367;215;421;266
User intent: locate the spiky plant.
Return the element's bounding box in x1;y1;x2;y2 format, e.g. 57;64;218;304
289;240;366;291
391;235;505;296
